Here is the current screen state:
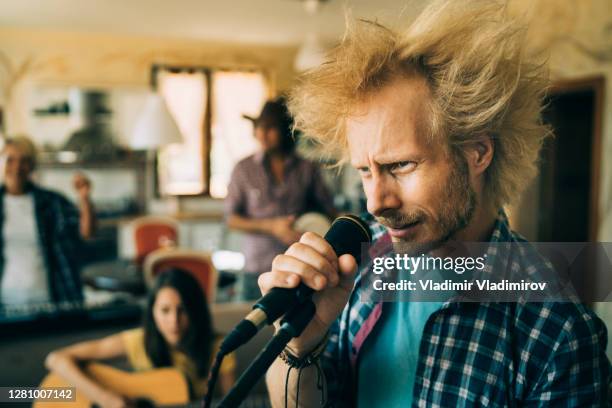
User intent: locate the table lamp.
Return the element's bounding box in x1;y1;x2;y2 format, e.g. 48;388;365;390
130;93;182;212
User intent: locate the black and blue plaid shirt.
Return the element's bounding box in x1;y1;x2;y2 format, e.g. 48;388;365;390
0;183;84;303
322;211;610;407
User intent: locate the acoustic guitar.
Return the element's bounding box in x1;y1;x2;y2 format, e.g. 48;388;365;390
34;363;270;407
34;363;188;407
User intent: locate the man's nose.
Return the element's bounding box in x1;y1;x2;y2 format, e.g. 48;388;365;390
366;174;402;217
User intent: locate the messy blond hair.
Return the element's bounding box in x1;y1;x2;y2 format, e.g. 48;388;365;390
289;0;551;208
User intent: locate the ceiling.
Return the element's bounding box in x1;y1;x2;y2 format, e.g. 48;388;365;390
0;0;427;45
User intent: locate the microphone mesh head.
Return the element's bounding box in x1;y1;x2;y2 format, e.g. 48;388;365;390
324;215;372;264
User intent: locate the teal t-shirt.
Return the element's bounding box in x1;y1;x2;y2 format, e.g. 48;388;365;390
357;300;444;407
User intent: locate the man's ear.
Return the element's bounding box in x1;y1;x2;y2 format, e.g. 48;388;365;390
465;135;494;177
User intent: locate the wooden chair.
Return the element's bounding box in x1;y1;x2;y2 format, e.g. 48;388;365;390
143;248;218;303
130;216;178;265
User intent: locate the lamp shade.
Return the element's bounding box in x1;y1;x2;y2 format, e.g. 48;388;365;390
131;93;182;149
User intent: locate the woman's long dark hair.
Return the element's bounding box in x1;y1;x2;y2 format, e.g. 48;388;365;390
143;268;214;377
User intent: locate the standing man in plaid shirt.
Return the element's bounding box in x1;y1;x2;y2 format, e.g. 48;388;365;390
259;0;610;406
0;135;95;305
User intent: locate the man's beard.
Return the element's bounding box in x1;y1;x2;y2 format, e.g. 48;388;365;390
375;154;477;253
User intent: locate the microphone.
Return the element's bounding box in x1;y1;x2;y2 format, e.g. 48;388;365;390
220;214;372;354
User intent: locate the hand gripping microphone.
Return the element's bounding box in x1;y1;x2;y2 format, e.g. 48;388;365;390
220;214;372;354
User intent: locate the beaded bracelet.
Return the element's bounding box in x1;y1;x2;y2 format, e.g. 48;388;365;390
281;333;329;408
279;332;330;369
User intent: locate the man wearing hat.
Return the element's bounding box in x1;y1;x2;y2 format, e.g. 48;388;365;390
225;97;336;300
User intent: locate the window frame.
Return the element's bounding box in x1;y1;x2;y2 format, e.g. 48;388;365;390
150;63;272;198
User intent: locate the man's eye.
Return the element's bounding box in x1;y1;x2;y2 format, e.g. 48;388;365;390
389;161;416;173
357;167;371;176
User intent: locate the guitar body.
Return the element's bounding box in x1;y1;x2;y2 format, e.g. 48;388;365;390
34;363;190;408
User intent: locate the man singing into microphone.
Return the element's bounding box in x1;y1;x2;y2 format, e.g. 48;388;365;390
258;1;610;406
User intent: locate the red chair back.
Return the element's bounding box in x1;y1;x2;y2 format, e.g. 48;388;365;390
144;249;218;302
132;217;178;265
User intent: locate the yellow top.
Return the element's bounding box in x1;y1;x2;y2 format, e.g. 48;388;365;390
120;328;236;398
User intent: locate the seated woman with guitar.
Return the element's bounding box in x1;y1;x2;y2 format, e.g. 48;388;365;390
45;268;235;408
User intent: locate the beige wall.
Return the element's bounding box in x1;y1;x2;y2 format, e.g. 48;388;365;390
506;0;612;241
0;28;298;135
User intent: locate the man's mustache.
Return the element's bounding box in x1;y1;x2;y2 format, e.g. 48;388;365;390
375;211;425;229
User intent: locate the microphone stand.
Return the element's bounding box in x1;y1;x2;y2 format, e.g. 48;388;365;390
216;300;316;408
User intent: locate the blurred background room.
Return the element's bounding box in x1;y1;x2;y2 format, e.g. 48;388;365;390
0;0;611;405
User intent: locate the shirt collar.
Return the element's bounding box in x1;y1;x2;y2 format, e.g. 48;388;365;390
254;151;266;164
438;209;515;309
489;209;513;244
0;181;37;197
254;150;298;166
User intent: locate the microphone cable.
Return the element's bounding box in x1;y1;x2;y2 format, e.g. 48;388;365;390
203;349;225;408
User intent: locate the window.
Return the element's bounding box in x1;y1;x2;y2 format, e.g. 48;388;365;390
154;66;268;197
157;70;207;196
210;71;267;198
